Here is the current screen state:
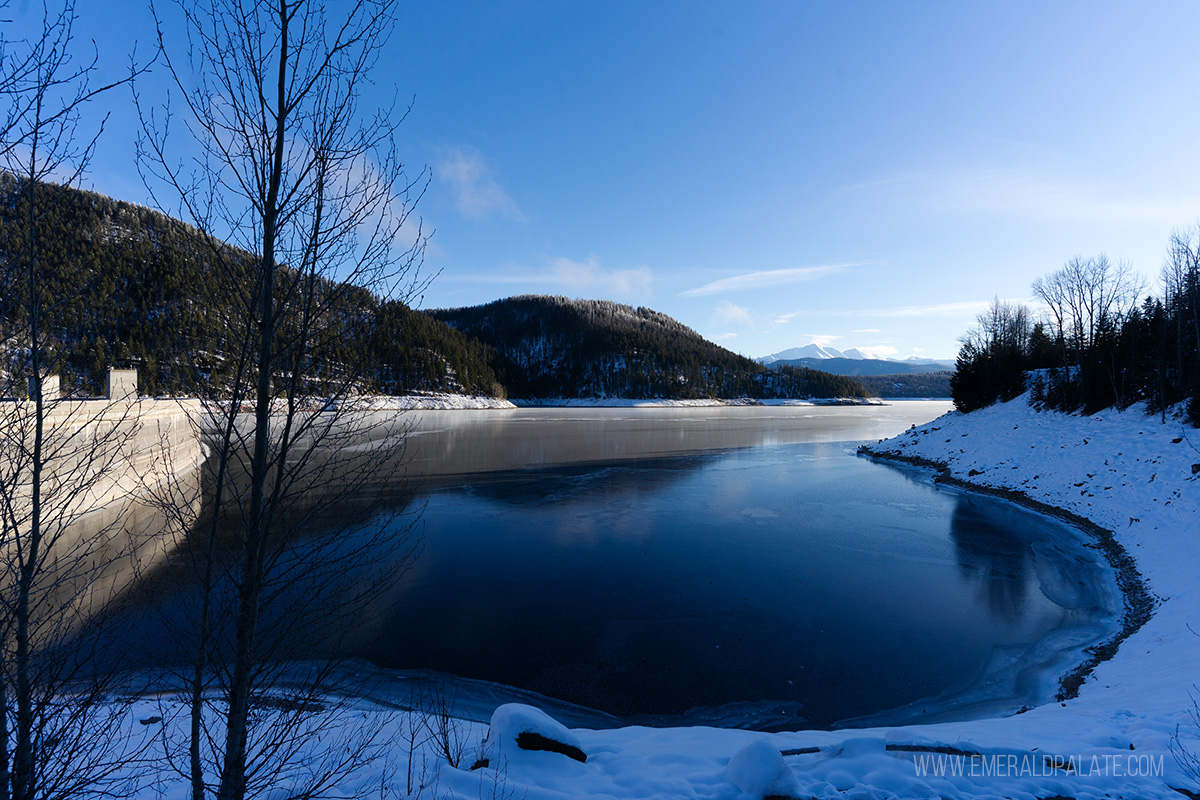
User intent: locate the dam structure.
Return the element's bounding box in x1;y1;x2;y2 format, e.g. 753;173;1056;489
0;369;207;615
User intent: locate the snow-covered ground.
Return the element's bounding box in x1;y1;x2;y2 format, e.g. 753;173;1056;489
117;396;1200;798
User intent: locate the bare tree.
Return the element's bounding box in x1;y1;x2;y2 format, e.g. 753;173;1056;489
0;2;152;798
1033;255;1141;356
135;1;429;798
1032;254;1145;408
978;298;1032;358
1164;229;1200;388
949;297;1032;411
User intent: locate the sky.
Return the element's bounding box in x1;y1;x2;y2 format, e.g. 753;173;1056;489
7;0;1200;361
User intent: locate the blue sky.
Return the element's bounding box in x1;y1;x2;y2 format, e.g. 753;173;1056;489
9;0;1200;360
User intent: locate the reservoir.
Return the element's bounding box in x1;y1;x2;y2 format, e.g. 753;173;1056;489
107;401;1120;731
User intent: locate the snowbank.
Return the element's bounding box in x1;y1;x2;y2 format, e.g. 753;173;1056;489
726;737;803;798
117;397;1200;799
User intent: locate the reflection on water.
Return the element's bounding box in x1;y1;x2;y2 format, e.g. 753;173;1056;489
951;498;1032;619
83;402;1120;730
346;444;1117;729
400;402;953;479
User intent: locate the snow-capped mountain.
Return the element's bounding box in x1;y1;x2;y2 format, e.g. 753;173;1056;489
758;345;955;376
760;344;847;362
761;344;953;365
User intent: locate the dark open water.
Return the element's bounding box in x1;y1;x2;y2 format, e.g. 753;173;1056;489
99;403;1120;730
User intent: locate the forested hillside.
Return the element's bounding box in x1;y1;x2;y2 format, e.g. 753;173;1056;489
764;356;950;377
0;175;500;397
0;177;867;402
855;372;952;398
430;295;867;400
760;355;952;398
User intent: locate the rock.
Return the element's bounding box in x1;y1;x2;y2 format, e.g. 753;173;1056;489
726;737;801;799
482;703;586;764
515;731;586;761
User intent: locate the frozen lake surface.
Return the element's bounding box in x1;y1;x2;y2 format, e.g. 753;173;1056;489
107;402;1121;730
353;402;1118;729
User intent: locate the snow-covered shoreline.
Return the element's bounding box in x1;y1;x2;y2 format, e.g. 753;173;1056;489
119;398;1200;799
511;396;770;408
773;396;1199;799
346;392;882;410
348;392;518;410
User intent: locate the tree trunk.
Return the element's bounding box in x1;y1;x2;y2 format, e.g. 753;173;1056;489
216;5;290;798
12;160;43;800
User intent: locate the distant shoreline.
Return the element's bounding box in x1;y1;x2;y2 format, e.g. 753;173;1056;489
509;396;885;408
348;393;892;410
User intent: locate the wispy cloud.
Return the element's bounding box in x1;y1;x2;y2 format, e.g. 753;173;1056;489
438;146;524;221
856;300;995;318
803;333;841;346
452;255;653;300
854;345;899;359
715;301;754;325
679;264;856;298
850;167;1200;225
938;168;1194;223
776;299;1004;320
712;332;738;341
550;256;653;297
947;169;1200;224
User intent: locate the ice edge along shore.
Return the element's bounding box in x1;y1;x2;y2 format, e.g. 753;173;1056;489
856;442;1154;706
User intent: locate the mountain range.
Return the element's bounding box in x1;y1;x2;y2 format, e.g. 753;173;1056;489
756;344;953;397
759;344;954;376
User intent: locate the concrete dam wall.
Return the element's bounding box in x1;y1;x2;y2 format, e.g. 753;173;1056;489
1;392;207;618
1;397;206;521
